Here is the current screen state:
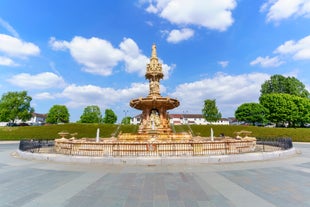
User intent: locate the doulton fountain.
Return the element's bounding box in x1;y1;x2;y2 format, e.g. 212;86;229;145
53;44;257;157
131;44;178;135
118;44;191;142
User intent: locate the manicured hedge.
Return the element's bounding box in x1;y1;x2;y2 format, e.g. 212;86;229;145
175;125;310;142
0;123;309;142
0;123;118;140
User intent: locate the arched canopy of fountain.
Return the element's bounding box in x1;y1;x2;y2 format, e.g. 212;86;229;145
130;96;180;134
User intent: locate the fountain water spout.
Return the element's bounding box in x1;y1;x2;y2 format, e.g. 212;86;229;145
96;128;100;142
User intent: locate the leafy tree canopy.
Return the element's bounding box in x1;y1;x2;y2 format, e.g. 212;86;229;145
291;95;310;127
259;93;310;127
103;109;117;124
0;91;34;122
80;105;102;123
121;116;131;124
46;105;70;124
235;103;269;125
261;74;309;98
202;99;222;122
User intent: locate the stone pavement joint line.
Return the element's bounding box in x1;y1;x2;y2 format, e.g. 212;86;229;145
195;172;277;207
0;143;309;207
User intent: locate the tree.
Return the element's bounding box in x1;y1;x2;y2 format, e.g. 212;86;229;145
291;96;310;127
103;109;117;124
202;99;222;122
0;91;34;122
46;105;70;124
121;116;131;124
259;93;298;127
261;74;309;98
80;105;102;123
235;103;269;125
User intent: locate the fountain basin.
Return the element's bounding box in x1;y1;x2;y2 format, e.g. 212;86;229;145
54;137;257;157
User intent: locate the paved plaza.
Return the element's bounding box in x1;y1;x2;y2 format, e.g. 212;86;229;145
0;142;309;207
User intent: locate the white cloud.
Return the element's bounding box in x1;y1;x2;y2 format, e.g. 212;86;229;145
145;21;154;26
306;83;310;93
162;63;175;80
144;0;237;31
218;61;229;68
50;36;124;76
7;72;66;89
0;34;40;58
0;56;17;66
170;72;270;117
275;35;310;59
119;38;149;76
50;36;175;78
166;28;194;43
33;92;55;100
261;0;310;22
49;37;69;51
146;3;158;13
59;82;149;108
250;56;284;67
0;18;19;38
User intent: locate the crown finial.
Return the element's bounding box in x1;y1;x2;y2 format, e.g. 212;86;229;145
151;44;157;58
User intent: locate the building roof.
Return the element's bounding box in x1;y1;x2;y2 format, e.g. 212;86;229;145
32;113;47;118
131;113;232;122
169;114;204;119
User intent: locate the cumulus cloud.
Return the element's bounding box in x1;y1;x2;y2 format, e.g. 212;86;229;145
119;38;149;76
0;34;40;58
250;56;284;67
0;56;17;66
170;72;270;117
7;72;66;89
144;0;237;31
275;35;310;60
261;0;310;22
166;28;194;43
50;36;174;78
251;35;310;67
218;61;229;68
33;92;55;100
50;36;123;76
31;72;271;119
49;37;69;51
59;82;149;108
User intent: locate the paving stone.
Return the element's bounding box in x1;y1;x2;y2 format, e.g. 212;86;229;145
0;143;310;207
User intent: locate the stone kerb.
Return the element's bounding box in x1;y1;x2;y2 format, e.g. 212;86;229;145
16;147;298;165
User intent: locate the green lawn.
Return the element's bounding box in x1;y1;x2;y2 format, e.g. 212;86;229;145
0;123;309;142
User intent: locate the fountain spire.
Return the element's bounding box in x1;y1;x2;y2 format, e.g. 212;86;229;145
151;43;157;58
146;43;163;97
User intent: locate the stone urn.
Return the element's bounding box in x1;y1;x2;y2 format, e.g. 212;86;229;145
58;131;69;138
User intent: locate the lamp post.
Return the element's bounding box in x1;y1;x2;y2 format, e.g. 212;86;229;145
123;110;129;124
182;110;188;124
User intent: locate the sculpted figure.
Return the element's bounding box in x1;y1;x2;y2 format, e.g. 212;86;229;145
150;80;160;95
149;110;161;129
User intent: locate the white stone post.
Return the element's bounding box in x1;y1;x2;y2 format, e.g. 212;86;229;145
211;128;214;142
96;128;100;142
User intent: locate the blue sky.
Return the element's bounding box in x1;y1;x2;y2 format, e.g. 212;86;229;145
0;0;310;122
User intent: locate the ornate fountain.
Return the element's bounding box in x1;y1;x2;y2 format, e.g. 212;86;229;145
118;44;191;141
